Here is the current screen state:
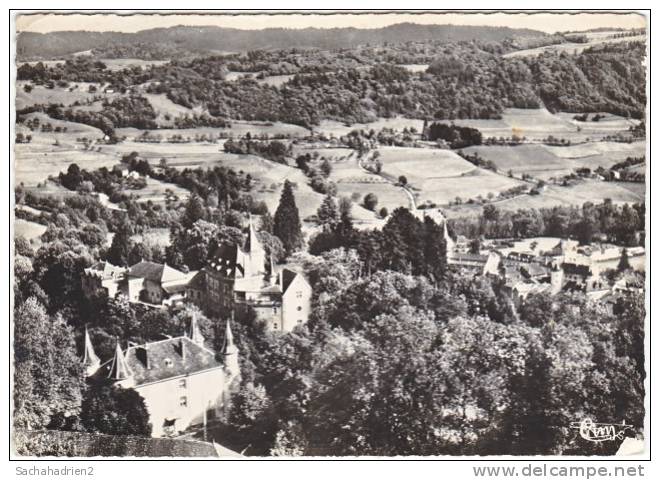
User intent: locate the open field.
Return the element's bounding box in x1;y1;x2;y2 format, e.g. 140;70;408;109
542;140;645;161
417;168;527;206
16;81;114;110
376;147;476;185
142;93;204;127
626;164;646;175
124;177;191;204
503;34;646;58
463;140;646;180
15;145;120;186
14;218;47;241
463;144;572;180
225;71;254;82
443;177;645;218
15;114;117;186
255;74;295;87
314;117;424;138
493;180;645;211
401;64;429;73
291;146;409;224
98;58;169;71
117;120;310;140
336;181;409;216
452;108;638;144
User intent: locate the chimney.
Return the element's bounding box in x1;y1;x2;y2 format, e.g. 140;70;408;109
178;338;186;361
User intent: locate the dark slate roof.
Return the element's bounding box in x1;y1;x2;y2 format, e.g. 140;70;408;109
128;261;166;282
98;337;222;386
128;261;186;284
186;270;206;290
14;429;241;457
522;263;549;278
207;244;244;278
562;263;592;276
280;268;298;294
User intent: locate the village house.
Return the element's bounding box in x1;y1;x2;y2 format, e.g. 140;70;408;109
188;219;312;332
122;260;192;306
81;261;126;300
447;252;490;273
85;317;240;438
444;221;489;272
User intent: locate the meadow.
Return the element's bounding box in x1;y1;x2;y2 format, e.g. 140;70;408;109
117;120;310;141
503;32;646;58
376;146;477;185
14;219;47;242
314;117;425;138
417;169;527;206
463;140;646;180
492;180;645;211
97;58;169;71
16;81;114;110
452;108;639;144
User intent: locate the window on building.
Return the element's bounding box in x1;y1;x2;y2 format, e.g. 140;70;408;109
179;396;188;407
273;307;278;314
297;306;302;311
296;291;303;298
273;322;279;330
178;379;187;389
165;358;173;368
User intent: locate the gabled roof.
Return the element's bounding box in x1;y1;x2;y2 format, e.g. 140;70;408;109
98;336;222;387
128;261;185;284
162;271;198;294
521;263;549;278
84;261;125;280
280;269;299;294
186;270;206;290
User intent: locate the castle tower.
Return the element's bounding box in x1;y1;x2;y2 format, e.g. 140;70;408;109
82;326;100;377
550;265;564;295
443;221;456;259
107;339;134;387
222;316;240;381
268;255;277;286
244;216;266;277
188;312;205;346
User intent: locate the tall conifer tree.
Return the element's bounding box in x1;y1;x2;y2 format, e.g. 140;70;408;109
274;180;303;256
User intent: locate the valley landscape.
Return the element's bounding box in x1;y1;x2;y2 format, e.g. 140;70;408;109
12;12;648;459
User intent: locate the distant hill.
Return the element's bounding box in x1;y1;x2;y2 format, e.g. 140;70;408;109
17;23;548;60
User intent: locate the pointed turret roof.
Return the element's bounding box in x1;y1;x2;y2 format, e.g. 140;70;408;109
244;215;265;255
107;340;133;381
189;313;205;346
268;255;277;284
222;318;238;356
82;326;100;368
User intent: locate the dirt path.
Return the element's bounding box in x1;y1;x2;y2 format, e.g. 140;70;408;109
357;150;418;211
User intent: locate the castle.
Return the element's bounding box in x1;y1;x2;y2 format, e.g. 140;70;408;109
84;317;240;438
187;218;312;332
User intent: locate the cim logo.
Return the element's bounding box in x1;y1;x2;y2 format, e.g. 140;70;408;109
570;418;634;443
